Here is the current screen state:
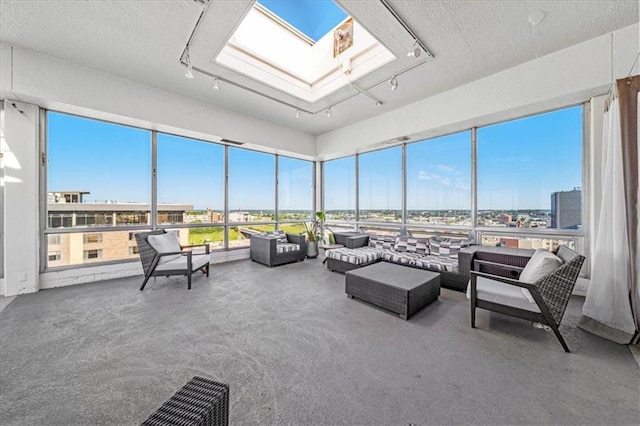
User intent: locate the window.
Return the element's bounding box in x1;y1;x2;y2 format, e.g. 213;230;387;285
407;131;471;226
48;234;61;245
47;112;151;229
278;156;313;221
228;148;275;224
48;252;61;261
479;233;576;251
157;133;224;225
229;224;275;249
477;106;583;229
128;246;139;256
358;147;402;222
83;233;102;244
324;156;355;221
83;249;102;260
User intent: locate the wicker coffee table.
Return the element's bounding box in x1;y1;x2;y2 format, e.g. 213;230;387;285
345;262;440;320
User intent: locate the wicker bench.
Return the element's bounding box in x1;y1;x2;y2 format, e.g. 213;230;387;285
345;262;440;320
141;376;229;426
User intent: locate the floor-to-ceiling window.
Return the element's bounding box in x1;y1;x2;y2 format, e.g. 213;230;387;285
322;105;584;251
157;133;225;248
406;131;471;227
44;111;315;269
476;105;583;249
323;156;356;223
358;146;402;223
46;112;151;267
228;148;276;248
278;156;314;235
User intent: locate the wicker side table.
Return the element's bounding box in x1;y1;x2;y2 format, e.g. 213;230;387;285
345;262;440;320
142;376;229;426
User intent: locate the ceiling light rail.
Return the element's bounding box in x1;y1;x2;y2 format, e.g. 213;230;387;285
178;0;433;117
379;0;433;59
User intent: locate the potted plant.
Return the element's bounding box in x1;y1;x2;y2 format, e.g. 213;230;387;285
303;211;326;258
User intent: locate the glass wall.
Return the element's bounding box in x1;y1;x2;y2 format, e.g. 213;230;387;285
47;112;151;229
323;156;355;221
45;112;314;268
406;131;471;226
477;106;583;230
278;156;313;221
322;105;584;251
157;133;224;226
358;146;402;222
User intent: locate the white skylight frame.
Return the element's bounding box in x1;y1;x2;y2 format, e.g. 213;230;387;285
214;3;396;103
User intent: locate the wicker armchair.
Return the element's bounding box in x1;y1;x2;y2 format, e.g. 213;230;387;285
249;231;306;267
134;230;210;290
470;245;585;352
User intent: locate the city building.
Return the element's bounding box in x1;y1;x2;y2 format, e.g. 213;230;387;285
47;191;193;266
551;188;582;229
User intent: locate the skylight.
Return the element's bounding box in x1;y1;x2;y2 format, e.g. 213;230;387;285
216;1;396;103
257;0;348;43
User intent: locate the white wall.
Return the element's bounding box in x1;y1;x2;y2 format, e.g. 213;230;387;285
316;23;639;159
2;101;40;296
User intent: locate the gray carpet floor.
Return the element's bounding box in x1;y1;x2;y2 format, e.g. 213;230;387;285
1;257;638;425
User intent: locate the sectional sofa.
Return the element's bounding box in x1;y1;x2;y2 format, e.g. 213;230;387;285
326;233;536;292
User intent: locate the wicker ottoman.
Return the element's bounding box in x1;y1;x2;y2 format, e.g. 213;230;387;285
345;262;440;320
142;376;229;426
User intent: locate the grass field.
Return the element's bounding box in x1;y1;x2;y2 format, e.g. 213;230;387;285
187;223;306;245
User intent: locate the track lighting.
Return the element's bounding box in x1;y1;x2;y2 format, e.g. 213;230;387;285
212;77;220;90
389;76;398;91
407;40;421;58
326;107;332;118
184;47;194;79
295;109;301;118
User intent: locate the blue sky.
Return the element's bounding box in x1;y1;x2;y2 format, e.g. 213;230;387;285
48;105;582;212
258;0;348;42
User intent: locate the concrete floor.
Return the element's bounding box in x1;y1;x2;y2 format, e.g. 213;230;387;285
1;257;638;425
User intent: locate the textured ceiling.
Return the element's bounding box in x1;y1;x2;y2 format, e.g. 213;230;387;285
0;0;637;136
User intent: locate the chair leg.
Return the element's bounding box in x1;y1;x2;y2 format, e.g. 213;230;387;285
188;272;192;290
471;302;476;328
548;322;570;352
140;275;151;291
206;263;209;277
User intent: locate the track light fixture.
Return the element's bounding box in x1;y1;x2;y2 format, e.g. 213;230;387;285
184;47;194;79
295;109;301;118
212;77;220;90
389;76;398;91
407;40;421;58
326;107;332;118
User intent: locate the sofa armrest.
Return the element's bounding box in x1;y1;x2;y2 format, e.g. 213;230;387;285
345;235;369;249
286;233;306;246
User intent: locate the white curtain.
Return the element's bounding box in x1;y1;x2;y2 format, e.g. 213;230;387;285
579;91;636;343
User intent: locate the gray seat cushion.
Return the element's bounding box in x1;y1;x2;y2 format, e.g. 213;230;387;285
412;255;459;272
326;247;382;265
475;277;540;313
154;253;210;272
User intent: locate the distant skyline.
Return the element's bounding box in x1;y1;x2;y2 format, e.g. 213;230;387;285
48;105;582;213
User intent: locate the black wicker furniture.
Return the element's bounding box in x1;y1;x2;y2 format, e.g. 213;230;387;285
470;245;585;352
141;376;229;426
249;231;306;267
327;233;470;291
134;230;210;290
345;262;440;320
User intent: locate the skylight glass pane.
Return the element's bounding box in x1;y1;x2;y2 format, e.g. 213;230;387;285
258;0;348;42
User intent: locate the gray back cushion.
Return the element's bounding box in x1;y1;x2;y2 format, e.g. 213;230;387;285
519;249;562;283
147;232;182;264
